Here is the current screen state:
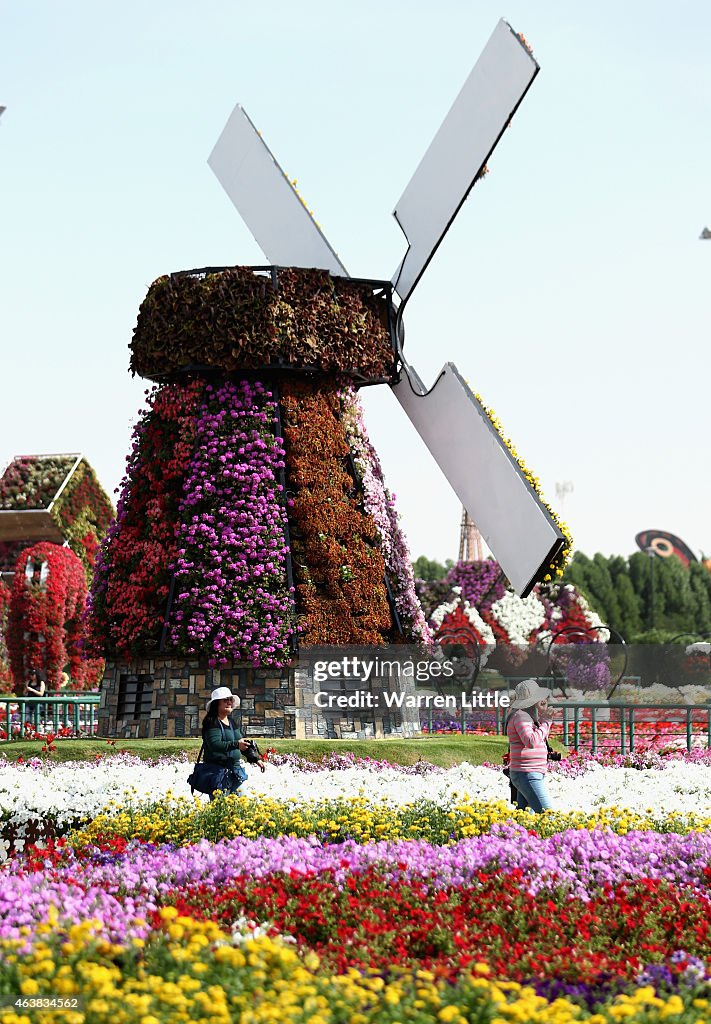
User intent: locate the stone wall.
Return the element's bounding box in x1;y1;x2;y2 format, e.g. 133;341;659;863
98;657;295;739
99;656;422;739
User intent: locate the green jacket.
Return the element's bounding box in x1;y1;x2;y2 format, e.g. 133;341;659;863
203;716;243;767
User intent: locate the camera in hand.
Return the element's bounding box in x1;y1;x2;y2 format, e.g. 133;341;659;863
242;739;263;764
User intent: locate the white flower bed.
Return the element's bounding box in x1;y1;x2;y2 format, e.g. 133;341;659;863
490;591;545;645
1;754;710;848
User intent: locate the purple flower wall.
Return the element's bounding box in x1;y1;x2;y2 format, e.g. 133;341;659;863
168;380;296;666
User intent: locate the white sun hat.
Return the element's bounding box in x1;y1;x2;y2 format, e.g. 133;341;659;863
510;678;550;710
206;686;240;712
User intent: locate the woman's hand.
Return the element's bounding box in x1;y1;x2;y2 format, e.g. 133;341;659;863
258;761;266;773
238;739;251;752
537;700;555;722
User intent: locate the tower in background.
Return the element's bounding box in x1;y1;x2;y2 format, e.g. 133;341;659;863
458;506;486;562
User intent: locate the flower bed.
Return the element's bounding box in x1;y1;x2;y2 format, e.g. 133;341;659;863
2;752;711;1021
2;750;711;853
5;921;706;1024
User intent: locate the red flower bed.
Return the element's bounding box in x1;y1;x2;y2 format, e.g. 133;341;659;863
435;604;490;647
159;869;711;984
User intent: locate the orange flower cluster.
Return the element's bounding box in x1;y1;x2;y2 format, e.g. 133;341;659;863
280;380;392;644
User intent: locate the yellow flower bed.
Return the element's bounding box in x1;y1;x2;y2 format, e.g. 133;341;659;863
0;918;706;1024
65;794;711;850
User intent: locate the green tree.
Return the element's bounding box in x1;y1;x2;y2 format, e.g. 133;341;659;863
412;556;452;582
564;552;619;626
567;550;708;642
608;555;642;638
628;552;659;633
656;557;696;634
589;553;622;629
689;562;711;634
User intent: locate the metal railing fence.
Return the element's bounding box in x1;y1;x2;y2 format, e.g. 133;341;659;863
0;694;100;740
422;696;711;754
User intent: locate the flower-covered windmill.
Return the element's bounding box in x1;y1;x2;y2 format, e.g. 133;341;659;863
92;20;569;740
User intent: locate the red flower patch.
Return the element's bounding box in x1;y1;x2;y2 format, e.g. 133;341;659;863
155;870;711;984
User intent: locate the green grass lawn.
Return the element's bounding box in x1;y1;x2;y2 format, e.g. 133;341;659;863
0;733;567;768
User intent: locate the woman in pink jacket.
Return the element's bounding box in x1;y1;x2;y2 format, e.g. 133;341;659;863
506;679;556;813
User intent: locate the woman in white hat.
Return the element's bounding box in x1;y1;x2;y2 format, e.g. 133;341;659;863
505;679;555;812
201;687;253;796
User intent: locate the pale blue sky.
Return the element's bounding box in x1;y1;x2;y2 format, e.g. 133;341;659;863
1;1;709;565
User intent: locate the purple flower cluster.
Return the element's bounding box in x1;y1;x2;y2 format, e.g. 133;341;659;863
267;750;444;775
0;872;151;947
168;380;296;666
447;559;507;608
530;975;636;1010
553;746;711;774
7;827;711;946
567;651;611;691
416;560;505;620
638;955;708;989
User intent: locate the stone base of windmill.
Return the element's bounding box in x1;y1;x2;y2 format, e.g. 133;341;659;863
98;658;422;740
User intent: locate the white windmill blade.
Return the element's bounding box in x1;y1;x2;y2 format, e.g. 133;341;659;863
391;19;538;304
208;104;348;276
392;362;564;597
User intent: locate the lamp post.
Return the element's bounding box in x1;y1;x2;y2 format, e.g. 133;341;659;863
555;481;574;517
